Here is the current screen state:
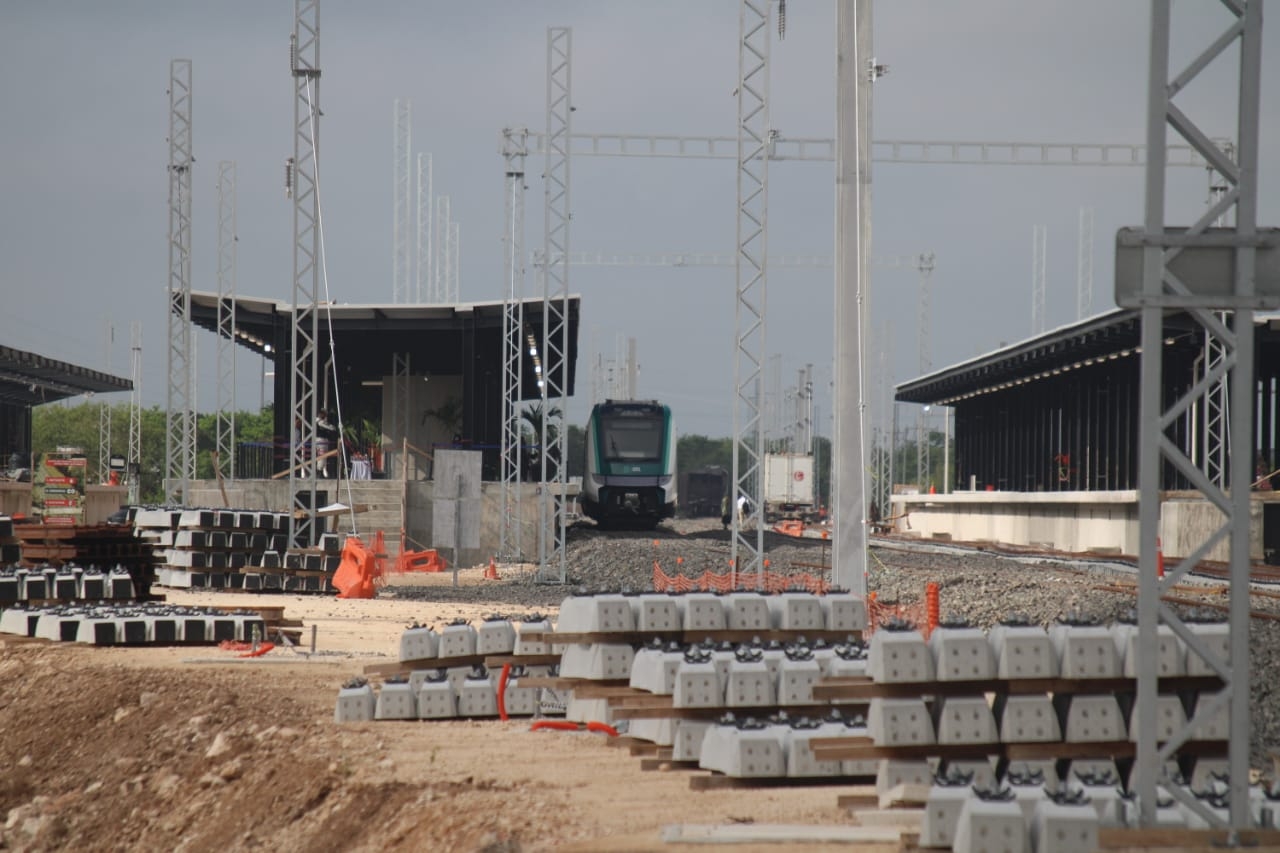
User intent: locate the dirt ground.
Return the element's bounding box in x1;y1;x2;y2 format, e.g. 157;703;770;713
0;578;885;853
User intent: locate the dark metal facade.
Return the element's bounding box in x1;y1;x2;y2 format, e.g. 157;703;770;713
897;310;1280;492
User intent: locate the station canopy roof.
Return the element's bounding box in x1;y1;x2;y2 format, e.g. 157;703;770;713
0;344;133;406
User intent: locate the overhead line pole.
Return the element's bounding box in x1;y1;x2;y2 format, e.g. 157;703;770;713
538;27;572;584
165;58;194;506
288;0;321;548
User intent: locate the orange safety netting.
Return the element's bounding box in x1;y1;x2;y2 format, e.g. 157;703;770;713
651;564;942;638
863;583;941;638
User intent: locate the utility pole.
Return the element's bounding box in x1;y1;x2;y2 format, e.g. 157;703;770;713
127;322;142;505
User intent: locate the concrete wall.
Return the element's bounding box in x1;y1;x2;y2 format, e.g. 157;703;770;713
892;491;1141;555
187;477;546;569
0;482;32;517
891;489;1280;562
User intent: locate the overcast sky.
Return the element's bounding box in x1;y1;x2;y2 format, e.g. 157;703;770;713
1;1;1276;439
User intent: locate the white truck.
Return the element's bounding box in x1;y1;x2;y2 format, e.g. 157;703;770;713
762;452;817;522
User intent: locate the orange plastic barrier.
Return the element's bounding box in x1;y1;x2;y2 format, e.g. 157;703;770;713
865;587;937;638
394;548;446;574
333;535;378;599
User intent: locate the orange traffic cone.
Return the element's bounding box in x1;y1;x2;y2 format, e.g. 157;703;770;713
484;557;500;580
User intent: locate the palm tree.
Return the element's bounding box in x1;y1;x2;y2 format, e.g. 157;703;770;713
520;403;563;481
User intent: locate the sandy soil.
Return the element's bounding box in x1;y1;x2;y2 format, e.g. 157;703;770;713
0;582;890;853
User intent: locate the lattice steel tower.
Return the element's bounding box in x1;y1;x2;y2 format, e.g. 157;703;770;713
731;0;771;583
1132;0;1264;830
288;0;321;547
216;160;238;481
165;58;195;505
536;27;573;583
500;128;528;563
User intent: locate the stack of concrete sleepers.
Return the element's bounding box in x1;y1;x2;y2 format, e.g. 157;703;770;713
338;614;557;723
0;600;265;646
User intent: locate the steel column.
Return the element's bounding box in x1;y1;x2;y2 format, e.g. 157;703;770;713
165;58;194;506
500;128;528;563
289;0;320;547
538;27;572;584
1134;0;1262;830
216;160;237;480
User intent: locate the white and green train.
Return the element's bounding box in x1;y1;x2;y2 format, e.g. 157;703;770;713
582;399;677;529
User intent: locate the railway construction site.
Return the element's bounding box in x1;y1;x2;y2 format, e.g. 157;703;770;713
2;516;1280;852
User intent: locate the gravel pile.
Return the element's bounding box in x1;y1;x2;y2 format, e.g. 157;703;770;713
381;517;1280;772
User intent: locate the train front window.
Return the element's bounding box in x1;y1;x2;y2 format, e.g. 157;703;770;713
601;415;662;462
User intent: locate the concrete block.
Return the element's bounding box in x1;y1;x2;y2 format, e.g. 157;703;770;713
437;620;478;659
1068;765;1124;825
0;573;20;603
1004;761;1060;795
444;665;476;693
877;760;935;795
53;570;78;600
0;606;39;637
785;718;845;778
777;648;823;704
476;617;516;655
21;573;47;599
375;678;417;720
514;615;552;655
828;641;869;680
181;617;210;643
936;696;999;745
1050;620;1120;679
678;593;726;632
709;641;737;687
868;622;934;683
725;592;771;631
334;678;377;723
1184;694;1229;741
1007;775;1049;826
725;650;777;708
81;570;108;599
559;643;634;681
628;718;676;747
922;774;975;848
760;641;787;684
108;569;134;600
820;590;868;632
500;668;540;717
673;648;724;708
629;640;683;695
812;641;837;677
699;718;786;778
635;594;681;632
35;610;81;642
1126;695;1187;742
828;714;876;778
457;669;498;717
947;759;998;790
1056;694;1126;743
1112;618;1185;677
557;592;634;633
417;671;457;719
868;698;936;746
768;592;824;631
953;792;1029;853
1183;616;1231;676
565;695;613;725
672;720;713;762
997;695;1063;743
1031;794;1099;853
930;622;996;681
